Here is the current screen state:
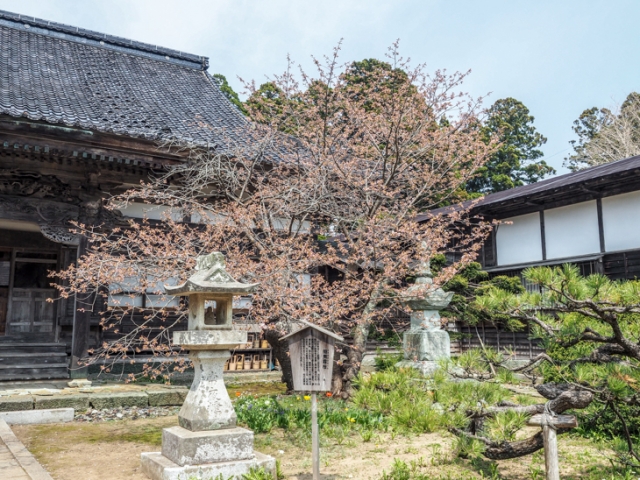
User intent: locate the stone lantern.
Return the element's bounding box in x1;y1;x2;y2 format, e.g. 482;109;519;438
396;259;454;375
141;252;275;480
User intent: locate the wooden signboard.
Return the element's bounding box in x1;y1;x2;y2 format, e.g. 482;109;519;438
283;320;343;480
283;320;343;393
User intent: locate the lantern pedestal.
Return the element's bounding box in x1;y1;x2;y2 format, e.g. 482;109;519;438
178;349;237;431
141;332;275;480
402;310;451;361
396;325;451;376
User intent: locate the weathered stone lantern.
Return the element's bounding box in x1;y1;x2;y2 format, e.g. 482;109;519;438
141;252;275;480
396;259;454;375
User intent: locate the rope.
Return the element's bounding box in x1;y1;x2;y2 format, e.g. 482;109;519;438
540;400;557;431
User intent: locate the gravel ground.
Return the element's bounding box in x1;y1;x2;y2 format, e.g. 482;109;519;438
74;406;180;422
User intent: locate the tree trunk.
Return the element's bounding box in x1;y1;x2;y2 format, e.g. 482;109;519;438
483;429;573;460
341;321;369;398
264;325;294;392
469;385;594;460
339;283;386;398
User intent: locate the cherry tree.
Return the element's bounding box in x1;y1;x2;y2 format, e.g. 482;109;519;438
54;44;496;394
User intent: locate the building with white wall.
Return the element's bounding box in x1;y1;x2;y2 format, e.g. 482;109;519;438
422;155;640;281
416;155;640;358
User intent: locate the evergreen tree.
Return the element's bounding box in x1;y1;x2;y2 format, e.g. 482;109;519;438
212;74;247;115
468;98;554;194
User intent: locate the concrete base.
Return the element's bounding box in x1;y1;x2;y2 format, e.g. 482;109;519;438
403;329;451;362
35;394;89;411
141;451;276;480
90;392;149;409
0;408;74;425
162;426;254;466
148;389;188;407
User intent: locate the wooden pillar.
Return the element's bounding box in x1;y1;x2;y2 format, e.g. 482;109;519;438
70;234;91;378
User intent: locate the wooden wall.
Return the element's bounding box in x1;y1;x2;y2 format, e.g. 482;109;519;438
603;249;640;280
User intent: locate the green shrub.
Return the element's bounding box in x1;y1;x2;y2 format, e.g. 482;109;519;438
374;352;404;371
235;394;387;435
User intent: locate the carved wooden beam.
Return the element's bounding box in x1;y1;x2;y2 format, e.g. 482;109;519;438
0;194;80;245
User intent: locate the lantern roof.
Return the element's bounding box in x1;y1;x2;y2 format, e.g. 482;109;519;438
401;260;453;311
281;319;344;342
165;252;258;296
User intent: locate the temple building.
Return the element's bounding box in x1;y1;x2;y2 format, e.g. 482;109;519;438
0;9;248;380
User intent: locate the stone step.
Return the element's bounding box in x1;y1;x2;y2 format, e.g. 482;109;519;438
0;353;67;365
0;363;68;370
0;367;69;382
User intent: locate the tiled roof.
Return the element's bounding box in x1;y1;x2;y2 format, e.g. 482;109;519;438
418;154;640;220
0;9;249;145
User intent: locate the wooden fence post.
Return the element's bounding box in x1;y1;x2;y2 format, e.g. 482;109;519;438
527;414;577;480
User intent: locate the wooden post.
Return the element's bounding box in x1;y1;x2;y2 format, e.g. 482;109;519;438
311;393;319;480
542;423;558;480
70;235;92;378
527;414;577;480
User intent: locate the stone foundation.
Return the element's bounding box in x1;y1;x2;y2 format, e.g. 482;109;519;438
396;360;441;376
162;426;254;466
141;451;275;480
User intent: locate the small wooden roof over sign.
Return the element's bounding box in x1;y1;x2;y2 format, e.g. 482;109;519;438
165;252;258;296
281;319;344;342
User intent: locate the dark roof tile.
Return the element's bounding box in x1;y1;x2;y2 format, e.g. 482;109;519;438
0;9;249;146
419;155;640;220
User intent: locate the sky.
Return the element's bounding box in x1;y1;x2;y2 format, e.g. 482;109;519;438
2;0;639;175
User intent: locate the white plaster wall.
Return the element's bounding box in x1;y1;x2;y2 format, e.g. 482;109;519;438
544;201;600;259
602;191;640;252
119;202;183;221
496;212;543;266
191;211;309;232
190;211;233;225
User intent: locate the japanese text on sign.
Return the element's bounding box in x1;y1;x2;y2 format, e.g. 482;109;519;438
301;337;320;386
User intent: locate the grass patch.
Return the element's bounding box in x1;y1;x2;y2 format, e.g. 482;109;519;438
18;416;176;450
226;381;288;398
